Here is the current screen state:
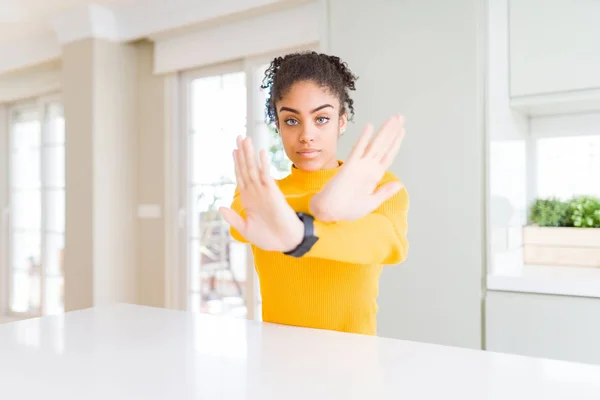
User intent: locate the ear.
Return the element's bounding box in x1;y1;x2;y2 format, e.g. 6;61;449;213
338;112;348;136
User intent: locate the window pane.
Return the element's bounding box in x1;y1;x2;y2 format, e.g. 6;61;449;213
190;184;236;239
11;189;42;231
488;140;527;264
191;75;221;125
190;133;239;185
537;135;600;199
190;293;201;313
45;189;65;233
44;146;65;188
11;147;41;189
45;103;65;145
10;269;40;314
255;123;291;179
188;70;249;318
190;239;201;293
11;109;41;149
45;276;64;315
253;64;270;123
11;231;41;271
190;72;246;185
45;233;65;276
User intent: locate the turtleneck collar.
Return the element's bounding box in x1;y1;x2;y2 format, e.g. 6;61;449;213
287;160;343;191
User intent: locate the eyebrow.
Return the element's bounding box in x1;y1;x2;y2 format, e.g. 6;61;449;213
279;104;334;114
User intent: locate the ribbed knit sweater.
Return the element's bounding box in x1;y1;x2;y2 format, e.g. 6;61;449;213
230;162;409;335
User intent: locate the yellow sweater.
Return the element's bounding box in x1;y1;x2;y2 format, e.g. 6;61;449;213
230;162;409;335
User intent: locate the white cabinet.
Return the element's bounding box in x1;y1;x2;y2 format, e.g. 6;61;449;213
486;291;600;365
509;0;600;97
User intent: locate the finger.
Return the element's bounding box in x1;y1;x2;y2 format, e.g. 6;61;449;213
369;181;404;210
235;136;250;186
258;149;271;185
219;207;246;236
364;115;401;160
380;126;405;169
348;123;374;160
233;150;245;189
369;115;401;160
242;137;261;185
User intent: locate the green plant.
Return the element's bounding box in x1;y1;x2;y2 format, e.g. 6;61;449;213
529;195;600;228
529;197;570;227
567;196;600;228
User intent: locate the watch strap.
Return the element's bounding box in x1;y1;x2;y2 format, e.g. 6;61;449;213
284;213;319;257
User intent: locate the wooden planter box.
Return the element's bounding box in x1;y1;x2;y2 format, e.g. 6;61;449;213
523;226;600;267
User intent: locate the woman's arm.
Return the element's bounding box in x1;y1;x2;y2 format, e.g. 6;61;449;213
228;188;249;243
305;173;409;265
230;174;409;265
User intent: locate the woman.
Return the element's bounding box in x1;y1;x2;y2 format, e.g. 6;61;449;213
219;51;409;336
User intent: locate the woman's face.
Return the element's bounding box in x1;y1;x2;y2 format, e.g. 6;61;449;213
276;80;347;172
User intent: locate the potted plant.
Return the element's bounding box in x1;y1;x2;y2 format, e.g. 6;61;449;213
524;195;600;267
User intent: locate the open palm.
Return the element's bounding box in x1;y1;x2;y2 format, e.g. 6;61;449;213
310;114;406;222
219;136;303;252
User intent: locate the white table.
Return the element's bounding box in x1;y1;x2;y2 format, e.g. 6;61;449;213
1;304;600;399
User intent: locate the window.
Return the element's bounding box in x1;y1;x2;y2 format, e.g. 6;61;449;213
487;111;600;297
536;135;600;200
4;99;65;318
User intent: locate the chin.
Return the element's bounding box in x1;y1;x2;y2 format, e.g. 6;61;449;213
292;156;336;172
292;158;321;172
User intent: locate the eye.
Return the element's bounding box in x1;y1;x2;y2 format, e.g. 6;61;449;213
285;118;299;126
316;116;330;125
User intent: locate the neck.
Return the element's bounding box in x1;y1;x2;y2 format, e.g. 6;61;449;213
288;160;343;190
322;158;341;170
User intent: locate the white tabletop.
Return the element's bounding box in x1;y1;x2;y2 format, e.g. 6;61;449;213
1;304;600;399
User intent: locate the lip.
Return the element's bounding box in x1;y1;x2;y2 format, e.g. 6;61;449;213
296;149;321;159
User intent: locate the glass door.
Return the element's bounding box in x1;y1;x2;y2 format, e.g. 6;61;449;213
6;99;65;318
183;66;250;318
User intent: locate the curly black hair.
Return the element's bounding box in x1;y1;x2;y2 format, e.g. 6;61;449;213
260;51;358;126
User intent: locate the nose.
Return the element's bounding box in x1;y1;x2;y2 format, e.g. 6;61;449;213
299;125;316;143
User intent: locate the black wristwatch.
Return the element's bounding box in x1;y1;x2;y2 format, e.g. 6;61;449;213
284;212;319;257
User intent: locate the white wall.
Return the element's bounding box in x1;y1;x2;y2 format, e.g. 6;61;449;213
328;0;485;349
63;39;138;311
0;62;61;104
92;40;139;306
487;291;600;365
509;0;600;97
153;1;321;74
137;41;167;307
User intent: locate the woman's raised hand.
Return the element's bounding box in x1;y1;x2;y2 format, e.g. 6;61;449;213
219;136;304;252
310;114;406;222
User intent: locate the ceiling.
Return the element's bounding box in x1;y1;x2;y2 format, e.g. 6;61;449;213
0;0;138;43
